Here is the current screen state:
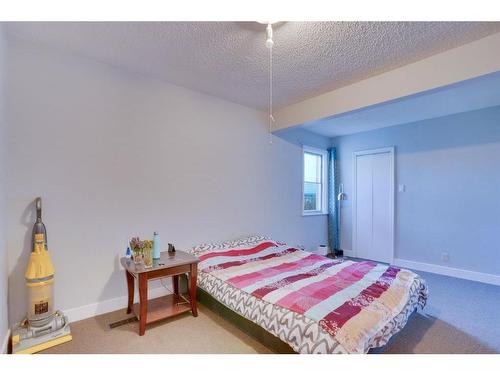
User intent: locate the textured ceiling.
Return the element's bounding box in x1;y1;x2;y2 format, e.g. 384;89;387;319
5;22;500;110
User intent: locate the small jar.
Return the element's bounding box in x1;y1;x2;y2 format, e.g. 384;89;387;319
143;246;153;268
132;250;143;265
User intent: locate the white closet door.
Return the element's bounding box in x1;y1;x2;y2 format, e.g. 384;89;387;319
355;154;373;260
354;148;394;264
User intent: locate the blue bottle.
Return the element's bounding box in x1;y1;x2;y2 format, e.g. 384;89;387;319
153;232;161;259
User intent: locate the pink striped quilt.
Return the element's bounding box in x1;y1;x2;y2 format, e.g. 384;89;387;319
197;239;427;353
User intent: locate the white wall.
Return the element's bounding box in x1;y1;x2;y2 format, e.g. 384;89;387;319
4;36;328;324
332;106;500;278
0;25;9;353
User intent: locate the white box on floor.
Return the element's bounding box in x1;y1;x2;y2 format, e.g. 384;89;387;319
315;245;330;256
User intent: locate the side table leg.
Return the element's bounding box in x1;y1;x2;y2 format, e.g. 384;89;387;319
126;271;134;314
189;263;198;317
173;275;179;296
138;273;148;336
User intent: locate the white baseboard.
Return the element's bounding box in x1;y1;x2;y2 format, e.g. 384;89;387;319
394;258;500;286
64;285;171;323
1;328;10;354
1;283;172;352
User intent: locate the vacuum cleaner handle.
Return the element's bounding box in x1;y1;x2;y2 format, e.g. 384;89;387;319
35;197;42;221
32;197;48;250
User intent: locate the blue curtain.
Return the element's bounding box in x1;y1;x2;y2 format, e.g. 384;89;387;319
328;147;339;251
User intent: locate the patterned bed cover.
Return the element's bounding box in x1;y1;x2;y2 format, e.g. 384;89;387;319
191;236;428;354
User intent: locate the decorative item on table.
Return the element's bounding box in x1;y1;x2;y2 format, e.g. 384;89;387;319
143;240;154;268
153;231;160;260
129;237;144;265
168;243;175;253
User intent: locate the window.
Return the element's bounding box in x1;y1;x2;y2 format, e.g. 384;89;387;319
303;146;328;215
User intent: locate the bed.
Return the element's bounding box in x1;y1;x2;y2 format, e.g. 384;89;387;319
189;235;428;354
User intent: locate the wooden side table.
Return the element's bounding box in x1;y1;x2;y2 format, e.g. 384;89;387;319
120;250;199;336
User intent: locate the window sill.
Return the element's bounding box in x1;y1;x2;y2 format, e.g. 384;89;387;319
302;211;328;217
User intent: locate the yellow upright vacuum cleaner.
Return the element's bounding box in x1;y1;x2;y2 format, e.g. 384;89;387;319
11;197;72;354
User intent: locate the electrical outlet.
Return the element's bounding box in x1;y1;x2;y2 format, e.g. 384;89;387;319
441;252;449;262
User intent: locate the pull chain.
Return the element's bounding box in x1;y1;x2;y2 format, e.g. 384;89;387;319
266;23;275;145
269;42;273;144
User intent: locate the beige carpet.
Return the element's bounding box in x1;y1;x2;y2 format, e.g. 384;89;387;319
40;304;495;354
41;304;273;354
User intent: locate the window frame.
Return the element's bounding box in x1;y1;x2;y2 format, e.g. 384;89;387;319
302;145;328;216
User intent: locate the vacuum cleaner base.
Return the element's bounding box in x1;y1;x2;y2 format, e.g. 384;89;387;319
11;313;72;354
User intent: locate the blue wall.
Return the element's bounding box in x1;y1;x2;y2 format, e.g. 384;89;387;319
332;105;500;275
